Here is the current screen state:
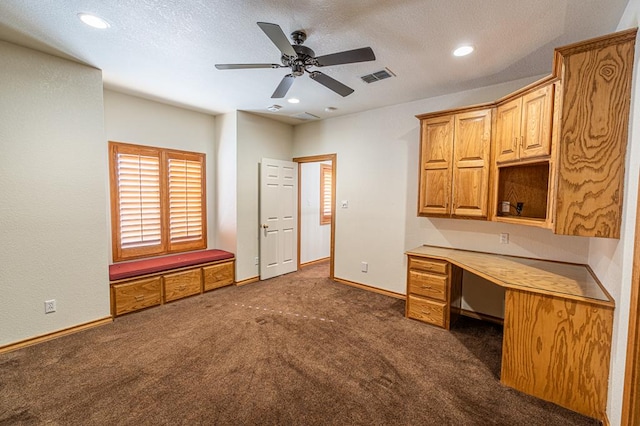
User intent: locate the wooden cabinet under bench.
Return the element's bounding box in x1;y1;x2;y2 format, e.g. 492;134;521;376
109;257;235;317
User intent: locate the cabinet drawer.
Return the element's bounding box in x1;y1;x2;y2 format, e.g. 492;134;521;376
203;261;234;291
409;257;448;275
112;277;162;316
407;295;446;328
408;270;447;301
164;269;202;302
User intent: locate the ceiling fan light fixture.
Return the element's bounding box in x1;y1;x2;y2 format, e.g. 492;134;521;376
288;98;300;104
77;13;110;29
453;45;474;57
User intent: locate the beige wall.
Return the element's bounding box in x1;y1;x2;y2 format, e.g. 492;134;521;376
0;41;109;345
236;111;293;281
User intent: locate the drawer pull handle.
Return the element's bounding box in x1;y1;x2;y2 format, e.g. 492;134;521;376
420;310;431;315
134;295;144;301
179;285;186;291
420;285;432;289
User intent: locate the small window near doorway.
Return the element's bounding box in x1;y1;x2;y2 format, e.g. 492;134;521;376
320;164;332;225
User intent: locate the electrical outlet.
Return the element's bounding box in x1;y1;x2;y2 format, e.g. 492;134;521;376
254;257;259;266
361;261;368;273
500;233;509;244
44;299;56;314
341;200;349;209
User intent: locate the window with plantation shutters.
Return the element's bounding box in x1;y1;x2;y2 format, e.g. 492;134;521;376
320;163;332;225
109;142;206;262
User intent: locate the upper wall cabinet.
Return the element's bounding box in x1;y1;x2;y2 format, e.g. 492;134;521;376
495;84;554;164
418;107;492;218
553;30;636;238
415;28;637;239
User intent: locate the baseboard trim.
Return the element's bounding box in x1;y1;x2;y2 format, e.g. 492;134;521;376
460;309;504;326
300;257;330;268
333;277;405;300
0;316;113;355
236;276;259;286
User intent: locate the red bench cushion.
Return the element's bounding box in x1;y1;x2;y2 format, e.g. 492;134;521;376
109;249;234;281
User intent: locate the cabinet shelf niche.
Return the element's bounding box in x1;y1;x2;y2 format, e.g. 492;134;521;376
495;162;550;225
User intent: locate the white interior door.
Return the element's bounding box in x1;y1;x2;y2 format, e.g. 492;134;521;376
260;158;298;280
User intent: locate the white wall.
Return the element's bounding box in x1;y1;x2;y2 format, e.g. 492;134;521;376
299;161;331;263
0;42;109;345
103;90;217;259
236;111;293;281
590;2;639;423
300;161;332;264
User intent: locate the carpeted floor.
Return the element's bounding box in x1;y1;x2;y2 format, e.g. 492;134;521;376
0;262;599;425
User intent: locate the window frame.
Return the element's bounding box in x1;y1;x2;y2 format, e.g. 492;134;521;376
109;141;207;262
320;163;332;225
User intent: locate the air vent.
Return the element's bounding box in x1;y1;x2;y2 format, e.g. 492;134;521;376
290;112;320;121
360;68;396;84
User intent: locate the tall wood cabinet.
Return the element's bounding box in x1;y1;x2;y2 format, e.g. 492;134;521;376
416;28;637;239
553;30;636;238
418;107;492;218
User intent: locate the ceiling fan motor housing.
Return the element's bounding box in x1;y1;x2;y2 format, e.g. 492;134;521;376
282;44;316;76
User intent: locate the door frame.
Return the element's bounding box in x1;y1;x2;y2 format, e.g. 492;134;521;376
622;175;640;425
293;154;336;280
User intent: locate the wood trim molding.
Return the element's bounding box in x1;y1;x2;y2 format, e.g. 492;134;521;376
235;276;259;286
622;174;640;425
0;317;112;355
333;277;405;300
300;257;330;268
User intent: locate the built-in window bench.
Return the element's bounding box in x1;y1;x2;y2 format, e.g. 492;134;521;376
109;249;235;317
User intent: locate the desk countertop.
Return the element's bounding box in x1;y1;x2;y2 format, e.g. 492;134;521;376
406;245;613;307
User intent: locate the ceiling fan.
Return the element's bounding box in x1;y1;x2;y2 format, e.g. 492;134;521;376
215;22;376;98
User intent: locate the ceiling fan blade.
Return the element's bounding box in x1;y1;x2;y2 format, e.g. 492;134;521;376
272;74;295;98
309;71;354;97
215;63;281;70
315;47;376;67
257;22;297;58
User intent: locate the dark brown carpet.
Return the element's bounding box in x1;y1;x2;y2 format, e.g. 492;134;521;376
1;262;599;425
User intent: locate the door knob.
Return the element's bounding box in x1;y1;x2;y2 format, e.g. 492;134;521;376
262;224;269;229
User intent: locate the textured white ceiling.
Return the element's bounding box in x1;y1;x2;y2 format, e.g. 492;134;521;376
0;0;630;124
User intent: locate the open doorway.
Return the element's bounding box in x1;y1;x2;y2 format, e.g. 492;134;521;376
293;154;336;279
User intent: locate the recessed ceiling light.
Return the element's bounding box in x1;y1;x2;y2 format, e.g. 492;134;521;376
453;45;474;57
77;13;110;29
288;98;300;104
267;104;282;112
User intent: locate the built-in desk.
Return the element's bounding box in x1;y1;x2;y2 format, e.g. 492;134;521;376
405;245;614;422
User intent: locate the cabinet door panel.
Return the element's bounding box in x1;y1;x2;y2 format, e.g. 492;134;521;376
421;168;450;214
419;116;453;215
453;167;487;217
453;109;491;217
495;99;521;163
521;85;554;159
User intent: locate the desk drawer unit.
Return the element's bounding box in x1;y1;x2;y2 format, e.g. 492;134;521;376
164;269;202;302
406;255;462;329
